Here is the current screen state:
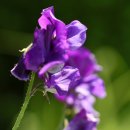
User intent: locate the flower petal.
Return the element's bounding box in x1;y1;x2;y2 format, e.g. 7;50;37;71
64;110;98;130
24;28;46;71
67;48;101;77
48;66;80;95
38;6;54;29
38;6;68;52
89;75;106;98
38;61;65;77
11;57;30;81
73;83;98;114
67;20;87;49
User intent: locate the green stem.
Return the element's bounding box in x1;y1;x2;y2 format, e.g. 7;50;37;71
12;72;35;130
57;105;66;130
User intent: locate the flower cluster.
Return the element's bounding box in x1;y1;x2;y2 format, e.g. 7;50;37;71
11;6;106;130
60;48;106;130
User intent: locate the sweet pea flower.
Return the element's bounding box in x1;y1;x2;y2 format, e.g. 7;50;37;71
67;48;106;98
56;48;106;101
45;66;80;96
67;48;102;77
11;6;87;82
64;109;98;130
56;48;106;124
10;6;106;130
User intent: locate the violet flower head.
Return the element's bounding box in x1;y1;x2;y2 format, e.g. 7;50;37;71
56;48;106;102
56;47;106;129
65;83;98;115
11;6;87;81
10;6;107;130
64;109;98;130
67;48;106;98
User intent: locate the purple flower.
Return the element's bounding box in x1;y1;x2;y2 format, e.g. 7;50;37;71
56;81;98;115
83;74;106;98
56;48;106;100
68;83;98;114
67;48;101;77
45;66;80;96
55;48;106;117
11;6;87;81
10;6;106;130
64;109;98;130
67;48;106;98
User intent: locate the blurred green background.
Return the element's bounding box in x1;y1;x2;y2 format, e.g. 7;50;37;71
0;0;130;130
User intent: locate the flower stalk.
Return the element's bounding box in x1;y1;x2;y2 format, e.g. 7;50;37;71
12;72;35;130
10;6;106;130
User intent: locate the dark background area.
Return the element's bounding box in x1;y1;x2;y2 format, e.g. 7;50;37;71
0;0;130;130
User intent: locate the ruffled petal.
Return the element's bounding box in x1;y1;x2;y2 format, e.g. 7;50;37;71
64;109;98;130
11;57;30;81
38;61;64;78
47;66;80;95
24;28;46;71
67;48;101;77
38;6;54;29
73;83;98;114
38;6;68;52
87;75;106;98
67;20;87;49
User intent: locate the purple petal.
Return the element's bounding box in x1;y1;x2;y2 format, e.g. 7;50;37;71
52;20;68;52
11;57;30;81
38;6;54;29
66;20;87;49
74;83;97;114
87;75;106;98
24;28;46;71
38;61;65;78
74;95;97;115
38;6;68;52
67;48;101;77
64;110;98;130
47;66;80;95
